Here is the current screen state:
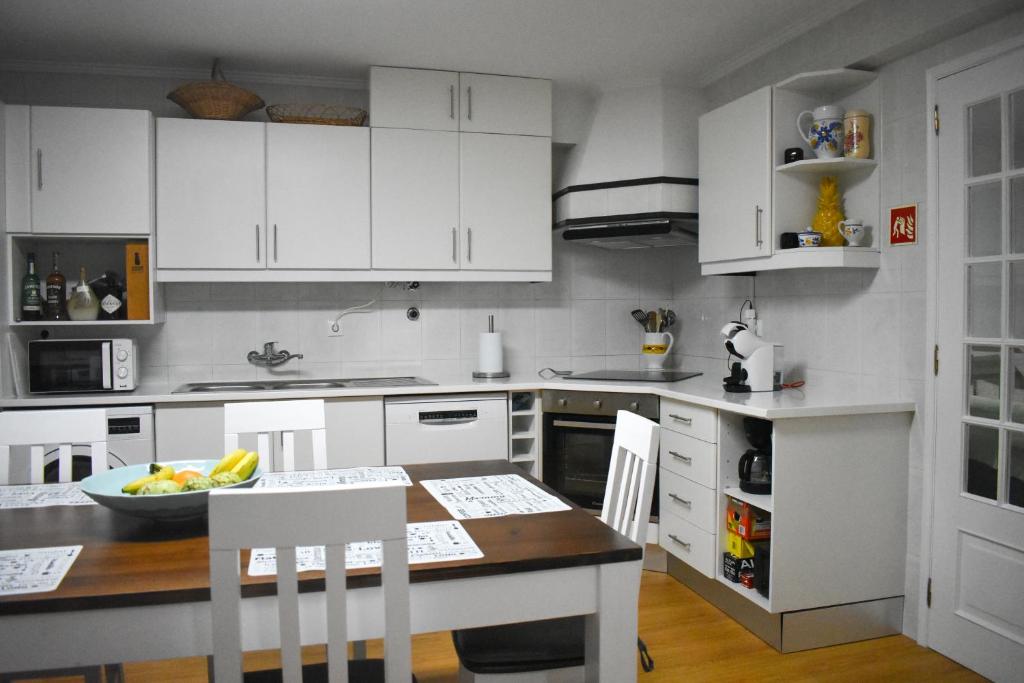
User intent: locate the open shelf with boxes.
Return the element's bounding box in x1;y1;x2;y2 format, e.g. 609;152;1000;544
7;234;159;325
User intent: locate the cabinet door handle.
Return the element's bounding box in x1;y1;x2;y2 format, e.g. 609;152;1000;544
755;204;763;247
668;493;692;507
451;227;457;263
669;450;692;464
467;86;472;121
256;224;261;262
273;224;278;262
36;149;43;190
668;534;691;550
668;413;692;425
449;84;455;119
467;227;472;263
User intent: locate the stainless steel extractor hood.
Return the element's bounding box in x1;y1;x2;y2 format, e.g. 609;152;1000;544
552;177;698;249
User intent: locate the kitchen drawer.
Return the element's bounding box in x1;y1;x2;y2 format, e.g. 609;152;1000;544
659;511;717;578
660;398;717;442
659;466;717;532
660;429;717;488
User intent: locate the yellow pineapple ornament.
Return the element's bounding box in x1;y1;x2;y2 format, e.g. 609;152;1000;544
812;175;845;247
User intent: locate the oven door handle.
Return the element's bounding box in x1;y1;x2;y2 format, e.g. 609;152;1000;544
551;419;617;431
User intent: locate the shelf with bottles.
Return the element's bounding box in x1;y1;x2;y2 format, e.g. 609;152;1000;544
7;234;160;325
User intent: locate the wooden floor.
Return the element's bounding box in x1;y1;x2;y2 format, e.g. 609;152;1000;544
49;567;974;683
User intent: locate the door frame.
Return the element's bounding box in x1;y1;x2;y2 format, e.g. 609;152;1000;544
921;32;1024;646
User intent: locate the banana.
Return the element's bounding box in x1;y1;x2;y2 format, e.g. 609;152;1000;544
122;463;176;494
229;451;259;480
210;448;247;476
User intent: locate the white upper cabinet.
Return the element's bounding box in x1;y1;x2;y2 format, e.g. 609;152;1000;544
460;133;551;270
459;73;552;137
370;67;460;132
369;66;551;136
157;118;266;270
13;106;152;235
267;124;370;270
699;69;881;275
371;128;460;270
698;87;773;265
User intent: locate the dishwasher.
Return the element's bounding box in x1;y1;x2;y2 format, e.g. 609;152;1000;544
384;393;508;466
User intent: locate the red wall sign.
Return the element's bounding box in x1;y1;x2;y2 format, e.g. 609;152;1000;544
890;204;917;245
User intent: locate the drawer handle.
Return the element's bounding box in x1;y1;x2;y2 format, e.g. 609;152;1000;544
669;413;693;425
668;493;692;507
669;451;692;464
668;534;691;550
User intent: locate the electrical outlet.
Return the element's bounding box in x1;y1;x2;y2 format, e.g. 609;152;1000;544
326;320;343;337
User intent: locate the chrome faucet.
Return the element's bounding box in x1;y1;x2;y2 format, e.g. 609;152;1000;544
247;341;303;367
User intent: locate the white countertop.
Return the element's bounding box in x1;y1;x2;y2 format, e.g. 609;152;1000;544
0;368;915;419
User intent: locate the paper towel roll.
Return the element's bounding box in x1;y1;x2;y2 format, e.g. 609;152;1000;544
478;332;503;373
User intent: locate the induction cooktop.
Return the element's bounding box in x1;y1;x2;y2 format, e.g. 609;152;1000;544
565;370;703;382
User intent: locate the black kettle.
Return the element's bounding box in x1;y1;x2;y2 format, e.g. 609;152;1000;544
738;449;772;494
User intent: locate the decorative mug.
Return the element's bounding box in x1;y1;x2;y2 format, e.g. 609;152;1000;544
797;105;844;158
837;219;868;246
642;332;674;369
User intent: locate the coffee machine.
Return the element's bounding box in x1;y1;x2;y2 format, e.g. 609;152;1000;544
720;321;783;393
738;417;772;494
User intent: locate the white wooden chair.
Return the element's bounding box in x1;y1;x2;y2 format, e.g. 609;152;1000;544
0;408;108;485
208;483;413;683
0;408;122;683
224;399;327;473
452;410;660;683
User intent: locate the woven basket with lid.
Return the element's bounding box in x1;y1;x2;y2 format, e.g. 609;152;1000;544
167;59;264;120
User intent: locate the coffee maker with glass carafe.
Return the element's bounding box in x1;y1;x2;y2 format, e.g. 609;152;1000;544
738;417;772;494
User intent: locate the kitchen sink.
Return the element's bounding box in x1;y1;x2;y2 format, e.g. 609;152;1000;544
172;377;436;393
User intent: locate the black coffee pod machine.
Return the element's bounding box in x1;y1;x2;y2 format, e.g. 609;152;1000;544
738;417;772;494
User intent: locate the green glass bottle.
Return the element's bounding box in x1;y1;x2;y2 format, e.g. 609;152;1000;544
19;252;43;321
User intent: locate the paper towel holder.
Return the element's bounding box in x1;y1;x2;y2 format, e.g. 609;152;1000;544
473;314;510;379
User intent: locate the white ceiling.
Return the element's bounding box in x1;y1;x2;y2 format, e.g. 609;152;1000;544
0;0;866;88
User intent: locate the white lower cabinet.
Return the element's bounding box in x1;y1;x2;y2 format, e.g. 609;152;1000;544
659;512;717;578
659;467;717;532
660;429;717;488
154;397;384;469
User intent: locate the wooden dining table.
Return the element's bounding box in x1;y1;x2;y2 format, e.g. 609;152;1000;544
0;459;642;681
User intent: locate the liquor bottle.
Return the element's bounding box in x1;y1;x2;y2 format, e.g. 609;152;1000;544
67;266;100;321
19;252;43;321
44;251;68;321
93;271;126;321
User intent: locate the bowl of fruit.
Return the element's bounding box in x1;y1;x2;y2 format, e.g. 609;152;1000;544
79;449;262;522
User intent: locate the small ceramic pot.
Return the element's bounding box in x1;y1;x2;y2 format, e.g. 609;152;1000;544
797;105;845;158
798;230;822;247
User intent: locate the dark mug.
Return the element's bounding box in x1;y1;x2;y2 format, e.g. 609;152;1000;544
783;147;803;164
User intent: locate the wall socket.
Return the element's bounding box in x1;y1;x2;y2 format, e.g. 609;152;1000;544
326;320;343;337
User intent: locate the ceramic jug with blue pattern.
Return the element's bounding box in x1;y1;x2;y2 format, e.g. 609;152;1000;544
797;104;844;158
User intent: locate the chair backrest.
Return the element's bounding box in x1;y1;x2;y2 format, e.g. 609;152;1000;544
600;410;660;546
223;399;327;473
208;484;411;683
0;408;108;485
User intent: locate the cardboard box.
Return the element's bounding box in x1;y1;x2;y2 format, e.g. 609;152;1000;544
125;243;149;320
726;497;771;540
726;531;756;559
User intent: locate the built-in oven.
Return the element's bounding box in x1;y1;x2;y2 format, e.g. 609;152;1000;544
542;390;659;518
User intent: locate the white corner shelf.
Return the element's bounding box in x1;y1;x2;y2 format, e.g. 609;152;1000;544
723;487;774;513
701;246;880;275
774;68;876;96
10;319;159;327
508;391;542;477
774;157;877;174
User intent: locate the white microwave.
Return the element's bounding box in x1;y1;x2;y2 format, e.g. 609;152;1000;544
28;338;137;394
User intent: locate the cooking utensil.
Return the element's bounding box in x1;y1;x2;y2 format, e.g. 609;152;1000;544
647;311;657;333
664;309;676;330
631;309;649;327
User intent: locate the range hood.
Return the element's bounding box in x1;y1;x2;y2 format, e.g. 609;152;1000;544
552;176;698;250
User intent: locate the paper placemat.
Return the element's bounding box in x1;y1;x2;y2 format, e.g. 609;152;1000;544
0;483;97;509
420;474;571;519
0;545;82;596
255;466;412;489
247;520;482;576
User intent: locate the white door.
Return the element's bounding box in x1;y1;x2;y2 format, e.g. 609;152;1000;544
370;128;460;270
156;119;266;270
267;124;370;270
31;106;152;235
459;73;552;137
369;66;460;132
697;86;772;264
931;45;1024;682
460;133;551;271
